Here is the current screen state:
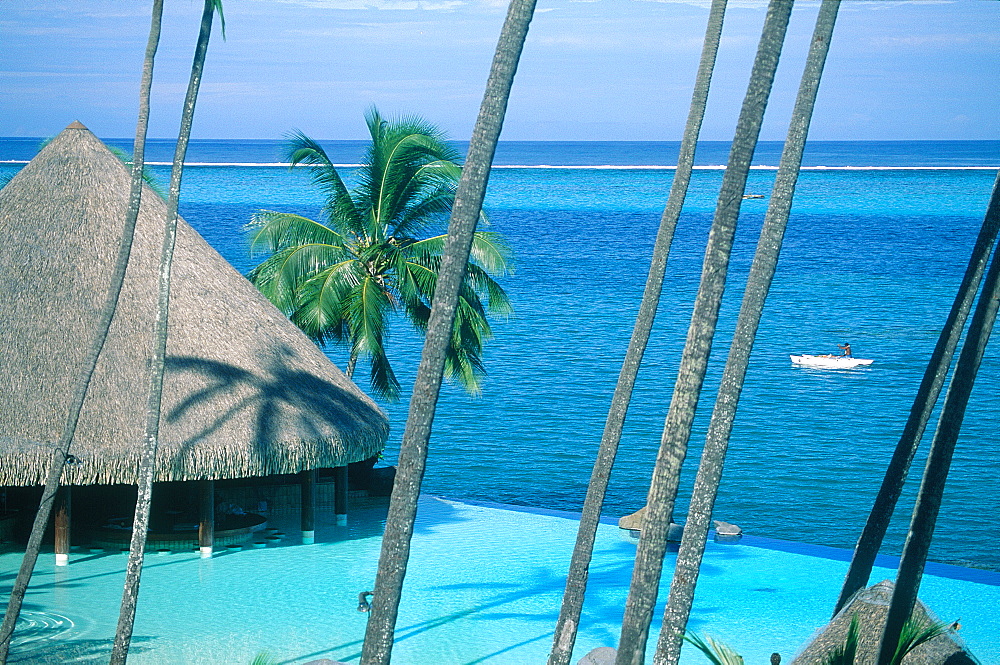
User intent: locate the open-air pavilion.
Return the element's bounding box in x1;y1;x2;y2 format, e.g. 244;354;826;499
0;122;390;561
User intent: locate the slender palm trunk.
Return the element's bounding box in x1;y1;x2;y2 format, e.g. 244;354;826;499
655;3;841;663
547;3;729;663
0;3;163;662
358;1;536;663
875;234;1000;664
109;3;217;662
615;3;795;663
834;170;1000;614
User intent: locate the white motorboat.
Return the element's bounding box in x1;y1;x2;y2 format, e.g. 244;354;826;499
790;354;873;369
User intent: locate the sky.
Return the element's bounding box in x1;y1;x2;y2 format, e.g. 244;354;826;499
1;0;998;142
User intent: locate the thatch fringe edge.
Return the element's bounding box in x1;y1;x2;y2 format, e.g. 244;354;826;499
0;432;386;486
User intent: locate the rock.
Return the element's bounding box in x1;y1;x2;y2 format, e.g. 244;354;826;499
617;506;683;541
713;520;742;536
577;646;617;665
618;506;645;530
667;522;683;542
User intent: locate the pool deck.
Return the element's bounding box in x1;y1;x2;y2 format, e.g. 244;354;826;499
1;495;997;664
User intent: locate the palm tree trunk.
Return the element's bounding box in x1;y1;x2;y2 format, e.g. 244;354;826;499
109;2;218;662
615;3;795;663
834;169;1000;614
358;1;536;663
655;3;841;663
875;233;1000;664
0;3;163;662
547;3;729;663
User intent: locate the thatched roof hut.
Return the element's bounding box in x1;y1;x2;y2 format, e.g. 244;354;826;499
0;122;389;487
790;580;975;664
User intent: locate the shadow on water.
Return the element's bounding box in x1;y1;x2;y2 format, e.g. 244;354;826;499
1;597;155;664
7;636;155;664
283;538;645;664
1;549;220;597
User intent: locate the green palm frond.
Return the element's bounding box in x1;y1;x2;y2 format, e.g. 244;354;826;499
247;108;510;401
393;180;459;238
285;131;364;236
247;211;345;256
341;275;398;400
361;109;461;233
469;231;512;275
246;246;302;314
209;0;226;39
682;632;744;665
463;263;513;318
890;617;950;665
823;613;860;665
407;232;512;276
291;261;364;343
443;297;489;395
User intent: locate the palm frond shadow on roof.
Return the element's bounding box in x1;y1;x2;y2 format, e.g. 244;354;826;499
0;122;389;486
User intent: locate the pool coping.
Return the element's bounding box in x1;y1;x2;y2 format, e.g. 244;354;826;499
441;495;1000;587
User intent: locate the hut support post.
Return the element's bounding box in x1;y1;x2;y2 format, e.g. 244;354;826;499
335;466;348;525
301;469;316;544
54;486;72;566
198;479;214;558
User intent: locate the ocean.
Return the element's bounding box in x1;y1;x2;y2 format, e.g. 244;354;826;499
2;139;999;573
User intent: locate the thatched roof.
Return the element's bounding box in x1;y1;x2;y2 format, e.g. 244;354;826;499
0;122;389;486
791;580;975;664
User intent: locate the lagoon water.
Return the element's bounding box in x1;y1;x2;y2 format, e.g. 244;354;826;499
2;139;999;577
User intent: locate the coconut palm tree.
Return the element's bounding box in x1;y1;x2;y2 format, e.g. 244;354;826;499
110;1;224;662
656;3;841;662
358;1;537;663
247;109;512;402
615;2;795;663
876;235;1000;664
834;170;1000;614
547;2;729;663
0;2;164;662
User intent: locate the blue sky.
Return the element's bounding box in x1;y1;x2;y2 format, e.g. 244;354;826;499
1;0;997;141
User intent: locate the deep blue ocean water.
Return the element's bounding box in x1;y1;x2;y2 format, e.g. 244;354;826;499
3;139;999;573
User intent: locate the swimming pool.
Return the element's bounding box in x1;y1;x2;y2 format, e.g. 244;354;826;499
3;496;998;664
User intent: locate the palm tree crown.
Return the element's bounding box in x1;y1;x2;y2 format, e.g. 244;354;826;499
248;108;512;401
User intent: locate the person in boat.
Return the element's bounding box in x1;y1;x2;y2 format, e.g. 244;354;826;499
838;342;853;357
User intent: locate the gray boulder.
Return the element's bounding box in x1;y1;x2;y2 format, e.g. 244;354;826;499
577;646;617;665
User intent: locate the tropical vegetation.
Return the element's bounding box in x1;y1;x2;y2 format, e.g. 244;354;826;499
247;109;512;402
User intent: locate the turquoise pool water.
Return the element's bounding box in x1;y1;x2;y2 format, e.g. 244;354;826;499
3;496;998;664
